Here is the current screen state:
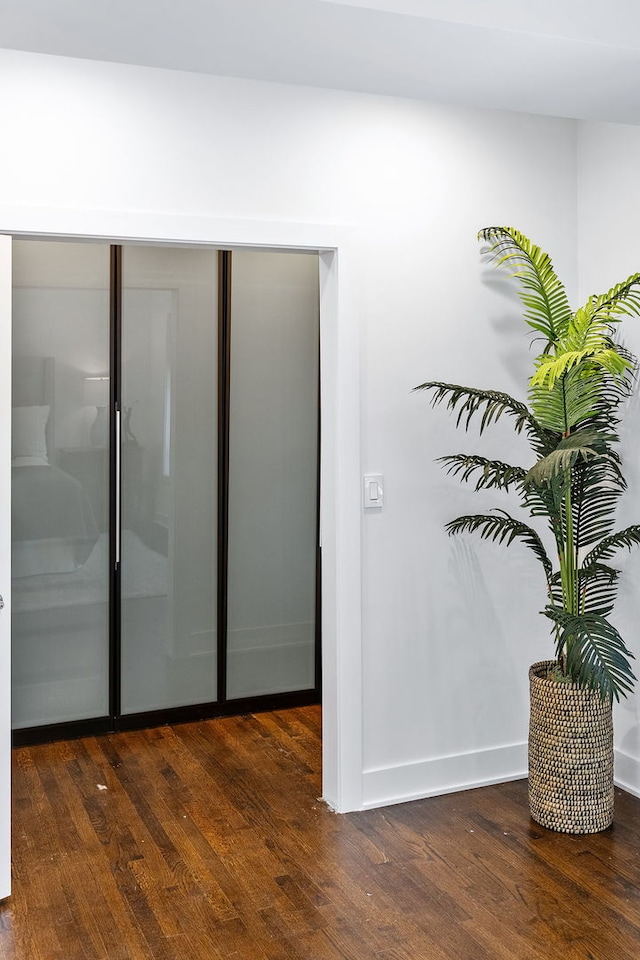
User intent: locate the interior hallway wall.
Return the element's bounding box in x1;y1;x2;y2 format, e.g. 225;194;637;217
0;47;580;808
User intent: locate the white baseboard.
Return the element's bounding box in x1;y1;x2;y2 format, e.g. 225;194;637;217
361;742;528;810
614;747;640;799
360;744;640;811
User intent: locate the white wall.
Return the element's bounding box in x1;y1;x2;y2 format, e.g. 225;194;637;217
0;47;580;810
577;121;640;798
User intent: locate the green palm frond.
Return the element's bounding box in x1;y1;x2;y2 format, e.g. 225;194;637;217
548;571;564;606
544;605;636;701
525;460;622;558
587;274;640;326
524;429;615;486
573;489;620;550
528;347;633;436
583;525;640;566
577;563;620;617
528;368;606;434
572;458;625;550
414;382;552;454
566;301;614;350
446;511;553;584
479;226;572;343
437;455;526;492
575;386;628;437
551;565;620;617
527;298;634;435
614;340;638;369
530;347;629;392
522;479;565;553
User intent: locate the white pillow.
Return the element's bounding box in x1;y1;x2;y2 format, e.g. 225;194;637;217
12;405;50;461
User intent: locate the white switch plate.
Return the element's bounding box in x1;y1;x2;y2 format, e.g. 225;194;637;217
364;474;384;509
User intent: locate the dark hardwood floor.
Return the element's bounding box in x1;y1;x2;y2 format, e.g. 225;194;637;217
2;705;640;959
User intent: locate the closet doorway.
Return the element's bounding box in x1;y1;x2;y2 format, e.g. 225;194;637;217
11;240;321;744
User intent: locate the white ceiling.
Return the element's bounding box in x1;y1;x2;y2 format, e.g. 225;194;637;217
3;0;640;123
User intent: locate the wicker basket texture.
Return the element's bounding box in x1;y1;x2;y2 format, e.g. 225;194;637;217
528;660;614;834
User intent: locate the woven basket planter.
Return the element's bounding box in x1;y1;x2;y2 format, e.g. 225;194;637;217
528;660;614;834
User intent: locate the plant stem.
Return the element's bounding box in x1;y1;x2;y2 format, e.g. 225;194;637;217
560;465;577;673
558;370;576;675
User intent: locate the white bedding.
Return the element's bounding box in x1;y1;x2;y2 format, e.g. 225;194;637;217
12;529;168;613
13;539;80;578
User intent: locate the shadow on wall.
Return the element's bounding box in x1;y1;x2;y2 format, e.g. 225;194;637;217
432;536;523;751
482;268;532;394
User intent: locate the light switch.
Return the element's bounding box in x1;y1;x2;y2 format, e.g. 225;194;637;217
364;474;384;510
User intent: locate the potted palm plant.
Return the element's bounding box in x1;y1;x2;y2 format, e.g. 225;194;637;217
417;226;640;833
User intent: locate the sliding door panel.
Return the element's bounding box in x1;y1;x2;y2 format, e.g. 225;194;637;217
120;247;218;713
11;240;111;728
226;252;319;699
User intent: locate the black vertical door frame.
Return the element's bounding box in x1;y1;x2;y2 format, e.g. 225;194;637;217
109;245;122;724
217;250;232;705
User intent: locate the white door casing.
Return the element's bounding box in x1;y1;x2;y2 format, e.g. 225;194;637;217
0;235;11;900
0;214;363;899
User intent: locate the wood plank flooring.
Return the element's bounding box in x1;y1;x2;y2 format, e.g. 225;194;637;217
2;705;640;959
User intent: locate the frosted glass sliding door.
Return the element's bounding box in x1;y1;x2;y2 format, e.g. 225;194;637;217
226;251;319;699
11;241;319;736
120;247;218;713
11;240;111;728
